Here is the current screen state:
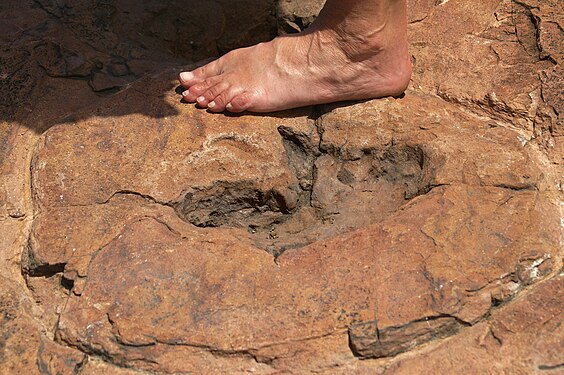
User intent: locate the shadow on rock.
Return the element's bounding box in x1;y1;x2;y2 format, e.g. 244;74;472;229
0;0;278;133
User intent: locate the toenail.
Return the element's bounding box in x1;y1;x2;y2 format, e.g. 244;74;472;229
182;90;190;97
226;103;233;111
180;72;193;81
208;101;216;108
197;96;205;103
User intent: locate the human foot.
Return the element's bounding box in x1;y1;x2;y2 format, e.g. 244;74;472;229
178;0;411;113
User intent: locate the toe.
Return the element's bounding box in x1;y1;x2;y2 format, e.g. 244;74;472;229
207;91;233;113
192;81;230;108
226;93;253;113
201;81;230;103
182;76;222;103
179;60;221;87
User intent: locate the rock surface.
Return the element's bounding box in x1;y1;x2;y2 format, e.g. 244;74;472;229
1;0;563;374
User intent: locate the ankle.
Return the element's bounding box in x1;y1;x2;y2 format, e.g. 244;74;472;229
315;7;408;64
332;23;412;96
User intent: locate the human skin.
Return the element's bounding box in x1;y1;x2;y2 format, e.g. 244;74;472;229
178;0;411;113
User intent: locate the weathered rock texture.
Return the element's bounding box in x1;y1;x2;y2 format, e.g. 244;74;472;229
1;0;562;374
277;0;325;34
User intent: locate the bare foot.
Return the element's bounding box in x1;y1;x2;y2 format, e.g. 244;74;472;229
178;0;411;113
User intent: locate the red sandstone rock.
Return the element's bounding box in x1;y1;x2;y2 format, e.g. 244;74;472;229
384;276;564;374
25;72;559;373
1;0;562;374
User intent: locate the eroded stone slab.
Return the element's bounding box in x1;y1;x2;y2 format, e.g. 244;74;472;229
26;71;560;373
384;275;564;374
4;0;560;373
53;184;557;373
409;0;556;128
